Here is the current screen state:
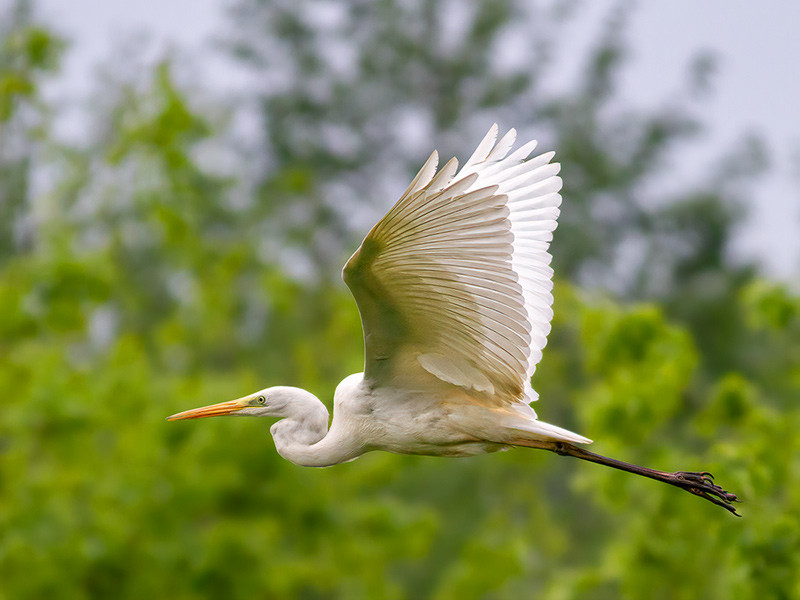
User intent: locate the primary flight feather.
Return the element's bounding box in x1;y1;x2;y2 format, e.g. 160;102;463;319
169;125;740;515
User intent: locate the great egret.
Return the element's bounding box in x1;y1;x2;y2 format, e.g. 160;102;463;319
169;125;740;515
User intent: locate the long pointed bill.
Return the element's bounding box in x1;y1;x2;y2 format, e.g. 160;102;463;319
167;398;250;421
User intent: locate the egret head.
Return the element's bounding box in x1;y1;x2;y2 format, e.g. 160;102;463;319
167;388;279;421
166;386;324;421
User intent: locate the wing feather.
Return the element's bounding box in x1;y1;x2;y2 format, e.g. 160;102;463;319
344;125;562;405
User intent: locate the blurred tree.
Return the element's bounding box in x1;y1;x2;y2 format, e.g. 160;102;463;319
1;0;797;599
225;0;556;279
0;0;64;259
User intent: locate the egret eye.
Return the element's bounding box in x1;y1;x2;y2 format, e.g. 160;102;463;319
256;395;266;405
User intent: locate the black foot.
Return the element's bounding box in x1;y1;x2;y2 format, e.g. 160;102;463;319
673;471;741;516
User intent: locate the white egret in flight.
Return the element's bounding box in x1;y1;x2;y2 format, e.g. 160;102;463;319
169;125;740;515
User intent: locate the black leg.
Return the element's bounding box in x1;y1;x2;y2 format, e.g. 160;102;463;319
539;441;742;516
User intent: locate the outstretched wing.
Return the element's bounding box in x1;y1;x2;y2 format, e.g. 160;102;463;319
343;125;561;404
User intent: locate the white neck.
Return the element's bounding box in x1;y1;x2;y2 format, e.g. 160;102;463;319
268;389;363;467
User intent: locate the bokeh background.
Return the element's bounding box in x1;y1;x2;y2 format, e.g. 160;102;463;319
1;0;799;598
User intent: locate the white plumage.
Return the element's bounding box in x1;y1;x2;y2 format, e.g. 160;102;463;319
168;125;740;515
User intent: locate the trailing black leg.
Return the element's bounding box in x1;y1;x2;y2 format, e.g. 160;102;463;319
529;441;741;516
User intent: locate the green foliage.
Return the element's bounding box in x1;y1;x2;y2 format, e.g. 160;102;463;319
579;302;698;448
1;1;798;599
742;280;799;331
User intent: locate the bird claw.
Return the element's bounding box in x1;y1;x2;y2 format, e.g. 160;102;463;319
674;471;741;516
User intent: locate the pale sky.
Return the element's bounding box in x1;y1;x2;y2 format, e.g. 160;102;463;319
31;0;800;281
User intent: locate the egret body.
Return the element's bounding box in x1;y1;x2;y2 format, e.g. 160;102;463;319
169;126;740;514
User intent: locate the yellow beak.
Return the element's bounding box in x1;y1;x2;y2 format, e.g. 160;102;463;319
167;398;250;421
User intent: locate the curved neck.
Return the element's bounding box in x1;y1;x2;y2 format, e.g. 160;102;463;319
269;394;363;467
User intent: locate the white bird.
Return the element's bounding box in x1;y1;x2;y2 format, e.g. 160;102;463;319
168;125;739;515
